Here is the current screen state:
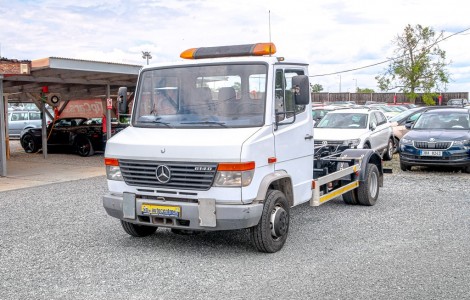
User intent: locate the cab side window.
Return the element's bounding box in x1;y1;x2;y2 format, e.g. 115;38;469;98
275;69;306;121
375;112;387;125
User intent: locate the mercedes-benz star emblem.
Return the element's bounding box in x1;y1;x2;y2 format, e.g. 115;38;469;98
156;165;171;183
429;138;436;142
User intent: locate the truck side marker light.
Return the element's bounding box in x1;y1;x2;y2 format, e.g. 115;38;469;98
268;157;277;164
105;158;119;166
217;162;255;171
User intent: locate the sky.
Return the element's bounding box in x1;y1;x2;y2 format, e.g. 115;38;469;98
1;0;469;93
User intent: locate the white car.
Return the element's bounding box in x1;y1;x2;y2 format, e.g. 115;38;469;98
313;108;394;160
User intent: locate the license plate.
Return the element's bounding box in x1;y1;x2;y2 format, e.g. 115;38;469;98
420;150;443;157
141;204;181;218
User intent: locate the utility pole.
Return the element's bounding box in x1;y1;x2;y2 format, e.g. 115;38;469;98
142;51;152;65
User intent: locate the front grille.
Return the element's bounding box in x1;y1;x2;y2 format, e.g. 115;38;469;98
119;159;218;190
314;140;345;146
413;141;452;150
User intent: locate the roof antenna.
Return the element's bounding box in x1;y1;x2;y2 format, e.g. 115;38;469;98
268;10;272;56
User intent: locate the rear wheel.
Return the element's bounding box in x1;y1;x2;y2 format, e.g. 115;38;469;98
21;134;39;153
356;164;380;206
121;220;157;237
250;190;289;253
383;138;394;161
76;137;94;157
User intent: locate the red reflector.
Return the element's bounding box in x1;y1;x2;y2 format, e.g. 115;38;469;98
268;157;277;164
104;158;119;166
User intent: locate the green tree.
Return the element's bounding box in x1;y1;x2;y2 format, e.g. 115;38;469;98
375;24;450;105
310;83;323;92
357;88;375;93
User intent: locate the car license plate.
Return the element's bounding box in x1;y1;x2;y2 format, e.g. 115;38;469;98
420;150;443;157
141;204;181;218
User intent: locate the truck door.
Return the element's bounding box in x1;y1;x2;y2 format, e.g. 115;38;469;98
273;68;314;206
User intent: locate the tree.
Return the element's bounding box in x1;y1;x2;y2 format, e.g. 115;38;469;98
375;24;450;105
310;83;323;92
357;87;375;93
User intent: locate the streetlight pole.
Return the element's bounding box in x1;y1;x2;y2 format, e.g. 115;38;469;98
338;74;342;93
142;51;152;65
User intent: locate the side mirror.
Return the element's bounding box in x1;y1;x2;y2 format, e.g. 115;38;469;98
117;87;128;114
291;75;310;105
405;121;413;129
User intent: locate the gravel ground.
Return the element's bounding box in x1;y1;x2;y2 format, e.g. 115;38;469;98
0;154;469;299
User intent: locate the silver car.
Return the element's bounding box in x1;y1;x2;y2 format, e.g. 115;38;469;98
8;110;51;138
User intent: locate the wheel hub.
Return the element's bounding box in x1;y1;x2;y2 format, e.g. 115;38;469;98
270;206;288;238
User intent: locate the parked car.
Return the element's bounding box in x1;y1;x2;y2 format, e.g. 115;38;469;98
446;98;469;107
314;108;394;160
398;107;470;172
8;110;52;138
311;105;347;124
388;106;429;152
20;117;128;156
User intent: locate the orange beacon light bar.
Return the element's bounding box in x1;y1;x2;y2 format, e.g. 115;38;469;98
180;43;277;59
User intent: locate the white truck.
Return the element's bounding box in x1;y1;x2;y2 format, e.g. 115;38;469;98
103;43;386;253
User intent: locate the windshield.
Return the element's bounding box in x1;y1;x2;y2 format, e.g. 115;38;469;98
316;113;368;129
133;63;267;128
413;112;469;129
389;108;419;122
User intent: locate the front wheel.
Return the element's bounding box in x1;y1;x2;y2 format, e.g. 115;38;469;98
400;161;412;171
250;190;289;253
383;138;394;161
356;164;380;206
121;220;157;237
21;134;39;153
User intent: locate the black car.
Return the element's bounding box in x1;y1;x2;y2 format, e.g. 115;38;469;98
398;107;470;172
20;117;128;156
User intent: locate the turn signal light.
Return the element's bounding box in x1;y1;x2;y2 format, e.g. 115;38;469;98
217;161;255;171
105;158;119;166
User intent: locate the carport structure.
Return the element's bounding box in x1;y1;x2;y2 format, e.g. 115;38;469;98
0;57;141;176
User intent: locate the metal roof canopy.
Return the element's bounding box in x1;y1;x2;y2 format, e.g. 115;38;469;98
0;57;142;176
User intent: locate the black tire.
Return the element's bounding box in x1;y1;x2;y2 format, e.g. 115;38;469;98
250;190;289;253
393;137;399;154
21;134;39;153
383;138;394;161
76;137;94;157
342;188;359;205
400;161;411;171
362;143;370;149
463;165;470;174
356;164;380;206
120;220;157;237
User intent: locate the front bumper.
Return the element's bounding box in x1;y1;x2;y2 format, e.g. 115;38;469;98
399;145;470;168
103;193;263;231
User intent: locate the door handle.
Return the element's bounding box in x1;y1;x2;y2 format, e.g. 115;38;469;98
304;134;313;140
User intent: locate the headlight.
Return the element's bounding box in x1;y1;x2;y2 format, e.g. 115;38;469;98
343;139;360;148
105;158;124;181
213;162;255;187
453;139;470;146
106;166;123;181
400;137;413;145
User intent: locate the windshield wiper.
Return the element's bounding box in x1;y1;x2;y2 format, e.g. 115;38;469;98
180;121;228;127
140;120;172;127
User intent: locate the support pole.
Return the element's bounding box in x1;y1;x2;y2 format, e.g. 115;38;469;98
0;75;6;176
106;84;111;140
41;95;48;159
